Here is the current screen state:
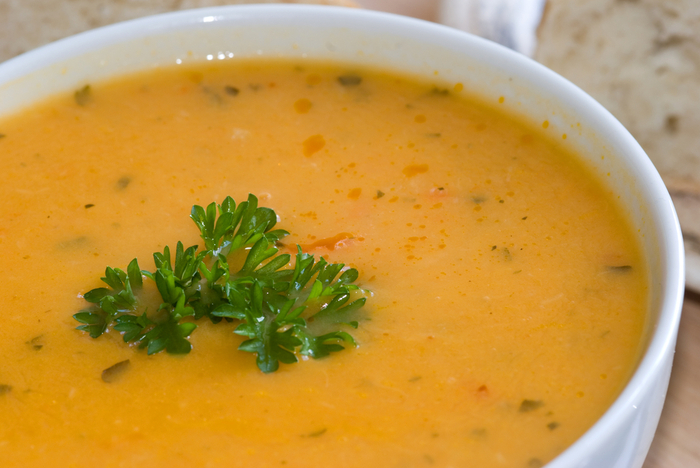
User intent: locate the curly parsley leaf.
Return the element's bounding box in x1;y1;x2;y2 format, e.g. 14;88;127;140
74;258;143;338
296;329;357;359
75;195;368;372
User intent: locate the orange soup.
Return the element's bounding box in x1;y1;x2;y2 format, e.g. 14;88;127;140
0;61;648;467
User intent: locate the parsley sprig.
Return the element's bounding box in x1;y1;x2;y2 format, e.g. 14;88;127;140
74;194;367;373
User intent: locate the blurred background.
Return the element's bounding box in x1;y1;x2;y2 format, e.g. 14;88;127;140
1;0;698;466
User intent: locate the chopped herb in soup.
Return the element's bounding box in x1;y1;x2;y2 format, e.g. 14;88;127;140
0;60;648;467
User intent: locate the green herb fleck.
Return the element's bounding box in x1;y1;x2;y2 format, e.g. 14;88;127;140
338;74;362;86
117;176;131;190
74;85;91;106
0;384;11;395
305;428;327;437
101;359;131;383
430;87;449;96
224;86;240;96
26;335;43;350
519;399;544;412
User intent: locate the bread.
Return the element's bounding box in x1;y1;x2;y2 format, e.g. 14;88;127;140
0;0;357;64
535;0;700;290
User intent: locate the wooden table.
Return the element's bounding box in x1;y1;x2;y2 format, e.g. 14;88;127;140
644;293;700;467
360;1;700;466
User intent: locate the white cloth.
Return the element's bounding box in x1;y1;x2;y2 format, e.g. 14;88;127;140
439;0;546;57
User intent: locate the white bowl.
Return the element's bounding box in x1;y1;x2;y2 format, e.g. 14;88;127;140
0;6;684;467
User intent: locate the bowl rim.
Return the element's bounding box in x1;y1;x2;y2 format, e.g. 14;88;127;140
0;5;686;466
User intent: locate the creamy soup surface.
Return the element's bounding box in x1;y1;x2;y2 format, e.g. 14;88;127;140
0;61;647;467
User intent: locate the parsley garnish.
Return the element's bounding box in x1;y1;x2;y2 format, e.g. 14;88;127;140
74;194;367;372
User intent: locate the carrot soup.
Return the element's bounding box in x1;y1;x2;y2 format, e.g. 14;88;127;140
0;61;648;467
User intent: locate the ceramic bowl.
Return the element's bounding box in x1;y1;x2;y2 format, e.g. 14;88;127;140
0;6;684;467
